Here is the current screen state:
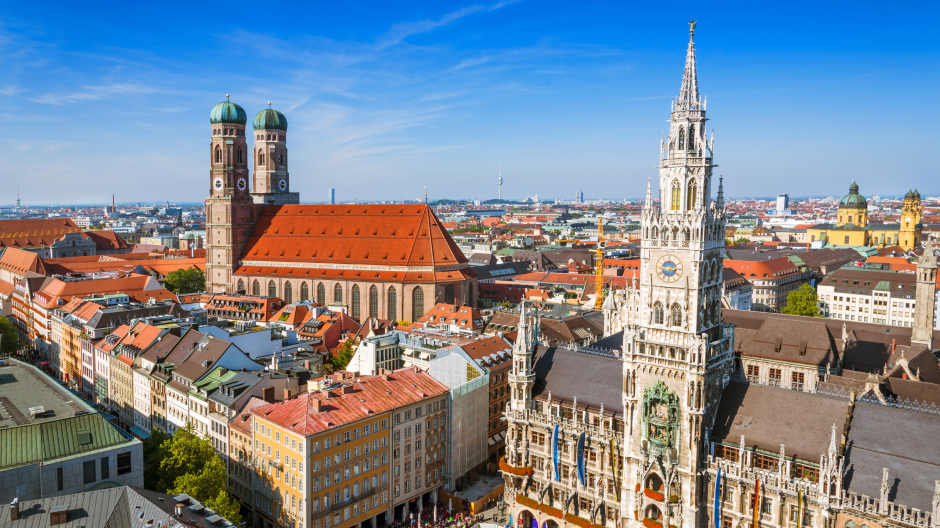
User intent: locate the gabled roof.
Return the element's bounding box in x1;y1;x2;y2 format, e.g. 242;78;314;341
0;247;46;275
238;204;468;268
83;230;129;251
531;344;623;414
0;412;134;471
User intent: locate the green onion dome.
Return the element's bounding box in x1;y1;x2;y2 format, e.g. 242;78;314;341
210;96;247;125
253;104;288;131
838;181;868;210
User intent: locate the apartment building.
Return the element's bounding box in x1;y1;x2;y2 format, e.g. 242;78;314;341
817;268;919;326
724;257;813;312
249;368;448;528
389;388;448;521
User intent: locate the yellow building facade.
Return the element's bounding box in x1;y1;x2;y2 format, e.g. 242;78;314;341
807;181;922;251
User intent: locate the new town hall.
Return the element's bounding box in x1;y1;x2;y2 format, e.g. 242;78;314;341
500;23;940;528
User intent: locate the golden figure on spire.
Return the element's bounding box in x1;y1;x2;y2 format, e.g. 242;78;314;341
689;19;696;36
594;217;606;310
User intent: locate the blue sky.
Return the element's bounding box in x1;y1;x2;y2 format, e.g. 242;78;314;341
1;1;938;205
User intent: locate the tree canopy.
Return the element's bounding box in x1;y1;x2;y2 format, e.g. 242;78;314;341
0;317;22;356
164;267;205;294
331;338;355;371
781;283;822;317
143;424;241;525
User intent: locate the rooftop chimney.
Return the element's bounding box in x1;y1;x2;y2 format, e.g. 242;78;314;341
262;386;275;403
9;498;19;522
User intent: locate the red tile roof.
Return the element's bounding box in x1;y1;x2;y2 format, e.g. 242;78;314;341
724;258;802;279
237;204;468;269
0;247;46;275
416;303;483;330
0;218;82;249
252;368;448;437
83;230;129;251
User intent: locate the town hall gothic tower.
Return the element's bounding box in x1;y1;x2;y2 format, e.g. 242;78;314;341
621;19;734;528
501;22;734;528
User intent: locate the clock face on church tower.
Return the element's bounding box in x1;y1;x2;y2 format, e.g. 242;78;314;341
213;177;223;191
278;179;287;191
656;255;683;283
236;177;247;191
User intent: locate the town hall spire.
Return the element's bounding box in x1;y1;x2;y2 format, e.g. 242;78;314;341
677;19;701;111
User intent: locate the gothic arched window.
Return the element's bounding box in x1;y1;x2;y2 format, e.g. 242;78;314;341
317;283;325;305
652;226;659;239
334;284;343;303
444;285;455;305
268;280;277;298
654;302;664;325
687;125;695;151
351;285;361;319
215;146;222;164
284;282;293;304
278;152;284;166
237;279;245;293
388;287;397;322
671;181;681;211
237;148;243;164
678;128;685;150
672;304;682;327
412;287;425;320
259;151;265;166
300;282;309;302
369;286;378;319
686;180;697;210
252;280;260;296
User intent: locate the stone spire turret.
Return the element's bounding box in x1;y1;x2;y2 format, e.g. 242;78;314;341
676;20;701;112
912;238;937;346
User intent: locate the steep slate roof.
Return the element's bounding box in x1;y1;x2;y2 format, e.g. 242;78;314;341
531;345;624;414
711;382;849;463
843;403;940;512
0;486;173;528
252;368;448;437
237;204;468;269
728;312;838;367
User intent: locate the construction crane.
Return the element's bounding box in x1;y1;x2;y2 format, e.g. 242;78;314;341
594;217;606;310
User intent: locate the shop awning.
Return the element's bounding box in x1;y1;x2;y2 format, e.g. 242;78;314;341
130;426;151;440
40;361;50;366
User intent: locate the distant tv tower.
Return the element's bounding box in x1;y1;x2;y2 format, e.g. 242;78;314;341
498;165;503;201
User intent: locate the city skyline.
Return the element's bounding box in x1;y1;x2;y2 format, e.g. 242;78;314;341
1;2;937;204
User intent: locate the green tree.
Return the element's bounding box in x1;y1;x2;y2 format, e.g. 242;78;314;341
781;283;822;317
142;428;170;490
152;423;242;525
331;338;355;371
733;238;750;244
164;267;205;294
0;317;22;356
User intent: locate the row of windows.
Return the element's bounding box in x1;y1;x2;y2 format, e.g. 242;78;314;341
236;279;444;321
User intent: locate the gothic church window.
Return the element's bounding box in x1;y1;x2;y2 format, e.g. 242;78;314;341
688;125;695;150
671;181;681;211
259;152;265;166
317;283;326;305
278;152;284;166
237;149;243;164
284;282;293;304
252;280;260;296
678;128;685;150
352;285;361;319
672;304;682;327
412;287;424;320
301;282;309;302
334;284;343;303
268;280;277;298
444;285;455;305
215;146;222;164
654;302;664;324
388;287;397;322
369;286;379;319
237;280;245;293
686;181;697;210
